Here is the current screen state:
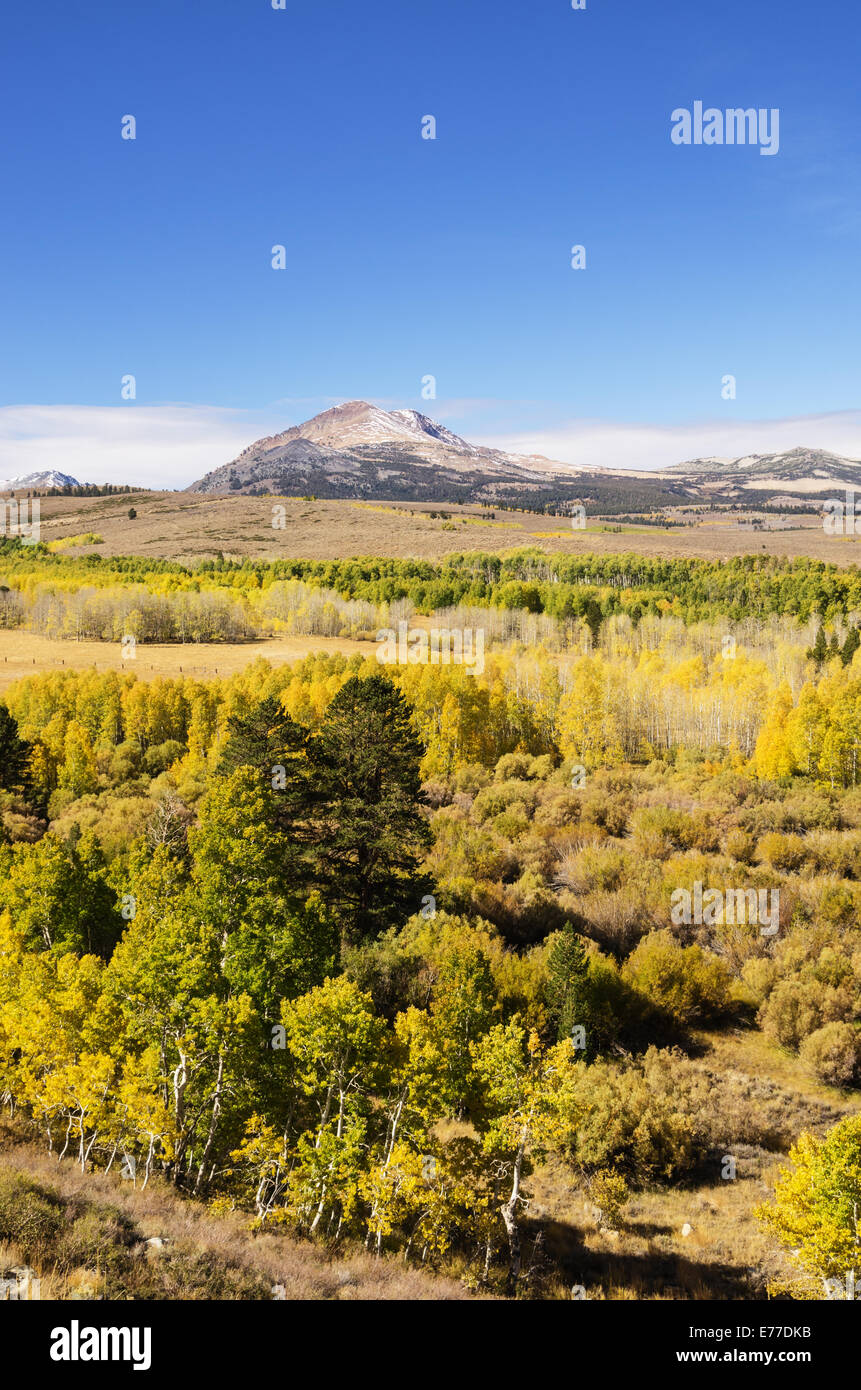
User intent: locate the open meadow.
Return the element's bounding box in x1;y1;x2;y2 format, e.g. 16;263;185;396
0;629;371;696
22;490;861;565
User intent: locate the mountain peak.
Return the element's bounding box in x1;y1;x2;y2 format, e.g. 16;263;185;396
186;398;861;506
187;399;564;499
231;400;478;460
0;469;81;493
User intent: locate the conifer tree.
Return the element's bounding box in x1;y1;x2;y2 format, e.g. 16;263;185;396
305;675;431;941
544;923;591;1047
841;626;860;667
0;705;30;793
217;694;313;852
217;695;306;789
807;625;828;665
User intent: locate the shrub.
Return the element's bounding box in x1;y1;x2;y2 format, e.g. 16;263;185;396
342;930;426;1021
781;793;841;833
799;1023;861;1088
803;832;861;880
452;764;491;795
472;780;538;823
578;788;631;836
557;844;629;895
55;1202;139;1277
528;754;555;781
0;1174;63;1260
46;787;78;820
684;813;721;854
142;740;185;776
532;787;583;829
740;956;778;1004
623;929;732;1024
589;1169;630;1229
473;868;564;942
493;753;534;782
759;979;829;1049
630;807;693;860
738;799;792;837
757;832;806;872
492;803;531;840
810;946;855;989
724;827;756;864
568;888;653;956
815;882;857;927
561;1048;711;1182
155;1248;271;1300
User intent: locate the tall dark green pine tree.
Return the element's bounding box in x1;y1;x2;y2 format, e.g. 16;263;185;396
306;674;432;941
807;625;828;665
217;695;309;825
214;694;317;910
0;704;31;793
217;695;306;782
545;923;591;1047
841;626;861;667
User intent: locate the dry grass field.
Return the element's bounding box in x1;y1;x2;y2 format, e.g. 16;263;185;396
0;630;373;695
21;491;861;565
0;1120;476;1302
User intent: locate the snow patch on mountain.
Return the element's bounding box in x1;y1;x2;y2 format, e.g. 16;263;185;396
0;469;81;493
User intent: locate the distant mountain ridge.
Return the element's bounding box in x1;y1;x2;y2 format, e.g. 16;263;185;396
0;470;81;493
187;401;664;505
187;403;861;506
665;447;861;490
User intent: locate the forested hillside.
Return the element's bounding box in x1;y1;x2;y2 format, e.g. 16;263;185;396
5;538;861;643
2;590;861;1298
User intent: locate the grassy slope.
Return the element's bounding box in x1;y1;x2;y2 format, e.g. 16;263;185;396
0;1120;477;1302
24;492;860;564
524;1026;861;1301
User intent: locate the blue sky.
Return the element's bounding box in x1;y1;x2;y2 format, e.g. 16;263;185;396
1;0;860;484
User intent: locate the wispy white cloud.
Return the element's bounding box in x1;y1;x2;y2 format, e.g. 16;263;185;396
0;404;280;490
481;411;861;473
3;402;861;489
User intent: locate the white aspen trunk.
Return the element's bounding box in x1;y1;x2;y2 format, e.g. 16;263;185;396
500;1131;527;1290
193;1053;224;1195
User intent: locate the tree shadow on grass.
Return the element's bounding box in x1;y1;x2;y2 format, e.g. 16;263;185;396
533;1217;763;1300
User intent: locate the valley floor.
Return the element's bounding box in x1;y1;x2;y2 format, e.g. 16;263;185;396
0;630;371;695
24;492;861;565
